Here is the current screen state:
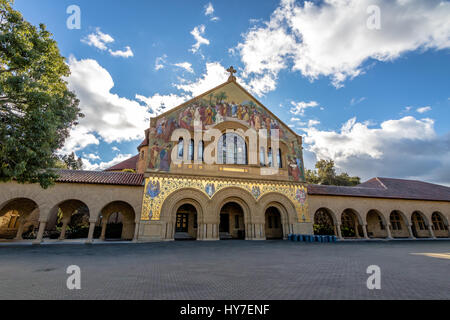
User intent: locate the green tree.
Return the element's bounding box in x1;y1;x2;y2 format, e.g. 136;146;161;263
0;0;82;188
59;152;83;170
306;159;360;186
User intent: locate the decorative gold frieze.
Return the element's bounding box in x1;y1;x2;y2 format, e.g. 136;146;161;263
141;176;308;222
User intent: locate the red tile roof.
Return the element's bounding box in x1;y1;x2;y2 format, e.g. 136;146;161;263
56;170;143;186
307;177;450;202
104;154;139;172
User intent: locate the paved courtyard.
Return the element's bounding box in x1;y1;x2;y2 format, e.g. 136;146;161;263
0;240;449;300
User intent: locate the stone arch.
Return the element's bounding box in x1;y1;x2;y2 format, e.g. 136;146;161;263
313;207;337;236
159;188;208;240
0;188;48;218
257;192;296;224
211;187;256;239
411;211;431;238
99;201;136;241
49;199;91;240
0;198;40;240
389;210;410;238
340;208;364;238
366;209;388;238
173;203;199;240
431;211;449;238
211;187;255;222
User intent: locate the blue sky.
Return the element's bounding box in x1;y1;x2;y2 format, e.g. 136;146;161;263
14;0;450;184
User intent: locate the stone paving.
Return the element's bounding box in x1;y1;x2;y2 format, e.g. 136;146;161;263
0;240;449;300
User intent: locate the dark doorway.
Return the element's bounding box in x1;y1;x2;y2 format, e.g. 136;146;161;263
176;213;188;233
174;204;197;240
220;213;229;233
265;207;283;239
219;202;245;239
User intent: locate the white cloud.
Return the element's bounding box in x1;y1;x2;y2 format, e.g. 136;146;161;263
136;93;189;116
235;0;450;89
190;25;210;53
350;97;366;106
81;28;114;50
60;126;99;154
416;106;432;113
82;153;133;171
81;28;133;58
307;119;320;127
174;62;228;96
244;74;278;97
173;62;194;73
155;55;167;70
65;57;150;146
204;2;219;21
111;146;120;152
204;2;214;16
303;115;450;185
290;101;319;116
83;153;100;160
109;46;134;58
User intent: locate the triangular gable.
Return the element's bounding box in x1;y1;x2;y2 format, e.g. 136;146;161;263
152;79;300;141
147;78;305;181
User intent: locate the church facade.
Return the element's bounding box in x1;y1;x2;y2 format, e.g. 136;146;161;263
0;70;449;243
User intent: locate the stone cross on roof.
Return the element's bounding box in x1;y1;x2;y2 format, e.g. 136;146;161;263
227;66;237;82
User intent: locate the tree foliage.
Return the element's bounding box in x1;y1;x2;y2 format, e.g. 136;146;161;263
0;0;82;188
306;159;361;186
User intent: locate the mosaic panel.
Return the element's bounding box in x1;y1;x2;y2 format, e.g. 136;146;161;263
141;176;309;222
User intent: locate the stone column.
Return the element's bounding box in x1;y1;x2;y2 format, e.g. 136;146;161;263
59;219;70;240
132;221;140;242
407;224;416;239
428;225;436;239
386;223;393;239
14;217;26;240
354;220;361;238
32;221;47;245
362;224;369;239
100;220;108;241
336;223;343;239
85;221;96;244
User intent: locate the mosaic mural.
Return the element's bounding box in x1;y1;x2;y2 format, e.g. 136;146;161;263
146;81;305;182
141;176;309;223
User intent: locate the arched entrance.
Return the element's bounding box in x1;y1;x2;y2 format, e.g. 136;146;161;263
50;200;91;240
431;212;449;238
0;198;39;240
389;210;409;238
341;209;362;238
174;204;198;240
100;201;136;241
219;202;245;240
313;208;336;236
411;211;429;238
366;210;388;238
265;207;283;239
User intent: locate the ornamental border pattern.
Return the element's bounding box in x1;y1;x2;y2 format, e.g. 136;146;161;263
141;176;308;222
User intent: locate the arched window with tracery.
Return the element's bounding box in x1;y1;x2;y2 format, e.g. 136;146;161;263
217;133;247;165
177;138;184;159
390;211;402;230
432;213;446;231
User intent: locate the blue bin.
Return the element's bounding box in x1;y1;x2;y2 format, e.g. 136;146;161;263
288;234;294;241
298;234;304;242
